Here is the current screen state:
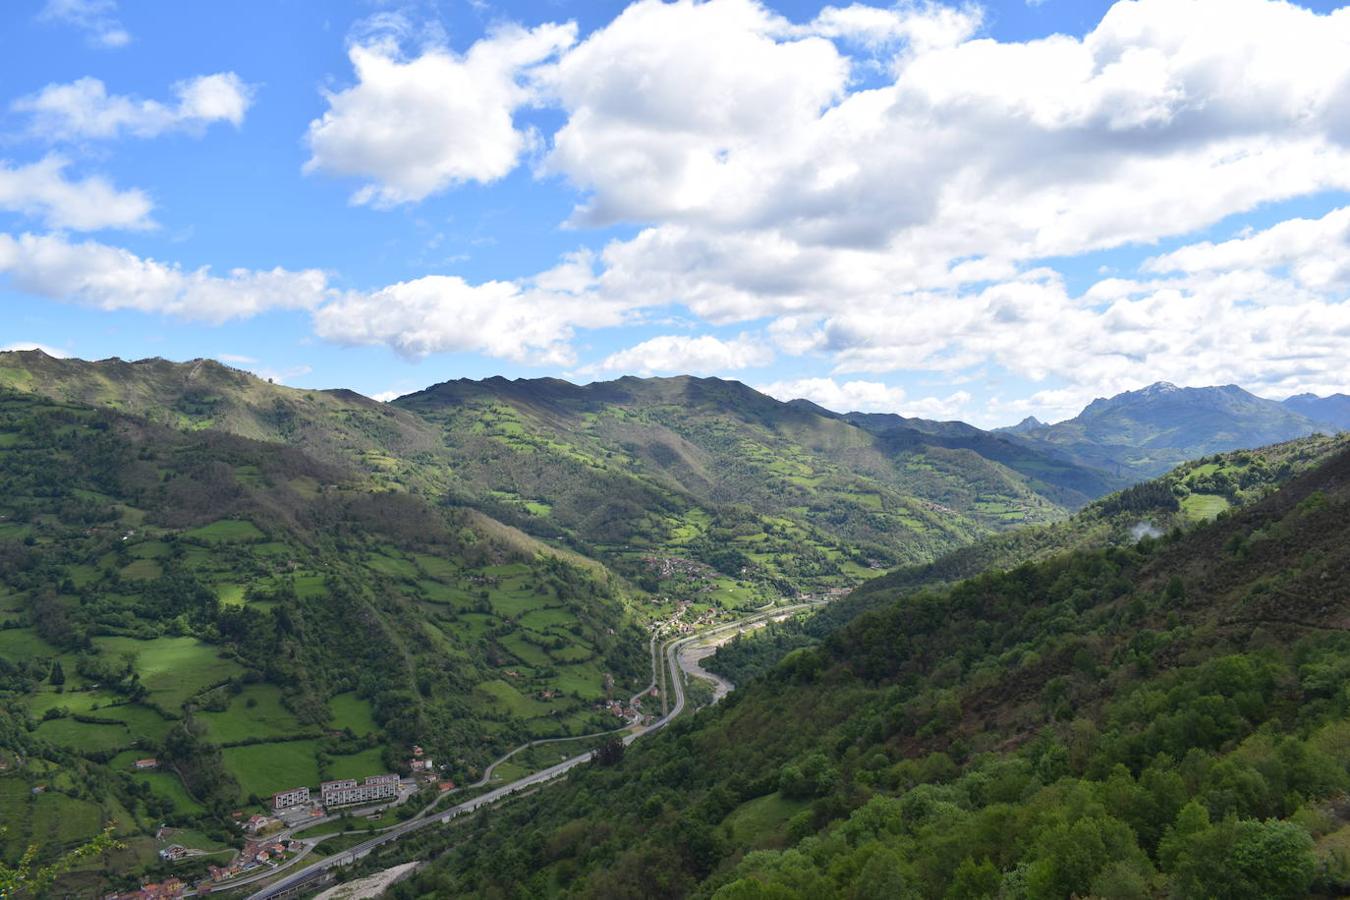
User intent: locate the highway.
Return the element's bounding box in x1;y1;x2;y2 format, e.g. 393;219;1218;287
242;601;824;899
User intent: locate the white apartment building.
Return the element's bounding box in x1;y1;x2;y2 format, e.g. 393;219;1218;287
320;775;398;808
272;786;311;810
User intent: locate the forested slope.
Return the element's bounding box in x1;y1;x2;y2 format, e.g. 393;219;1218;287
393;444;1350;899
709;434;1348;689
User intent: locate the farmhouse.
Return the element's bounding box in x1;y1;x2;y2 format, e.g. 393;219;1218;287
134;758;159;770
242;814;276;835
271;786;310;810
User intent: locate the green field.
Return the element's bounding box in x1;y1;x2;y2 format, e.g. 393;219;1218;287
0;627;59;661
35;717;134;754
182;519;264;543
92;636;244;709
721;791;809;849
199;685;306;743
325;747;389;782
132;770;207;815
475;680;552;718
328;693;380;735
1182;492;1231;520
221;740;322;800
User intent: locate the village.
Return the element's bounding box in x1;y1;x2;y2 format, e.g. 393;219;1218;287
106;747;450;900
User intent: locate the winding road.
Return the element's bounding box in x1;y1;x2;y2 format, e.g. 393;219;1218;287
240;601;824;899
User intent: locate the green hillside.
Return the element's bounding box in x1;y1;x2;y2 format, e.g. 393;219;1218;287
708;433;1349;688
0;390;646;881
393;374;1109;598
0;351;1120;603
391;444;1350;899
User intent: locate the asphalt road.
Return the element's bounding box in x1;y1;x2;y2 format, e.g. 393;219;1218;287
243;601;824;900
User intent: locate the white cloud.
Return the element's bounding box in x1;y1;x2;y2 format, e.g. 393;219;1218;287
0;156;153;230
371;390;401;403
304;23;576;206
312;274;621;364
1145;205;1350;294
545;0;851;229
758;377;906;412
39;0;128;48
537;0;1350;313
14;73;254;140
0;341;70;358
808;3;982;52
0;232;327;322
757;376;972;417
587;333;773;376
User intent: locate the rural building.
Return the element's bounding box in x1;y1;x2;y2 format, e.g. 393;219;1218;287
134;758;159;770
271;786;310;810
242;814;275;835
320;775;398;808
158;845;188;862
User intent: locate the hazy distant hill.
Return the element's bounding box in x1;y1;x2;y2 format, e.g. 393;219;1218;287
1283;392;1350;430
1005;381;1328;478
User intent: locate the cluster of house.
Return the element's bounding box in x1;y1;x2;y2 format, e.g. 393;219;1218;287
272;773;399;811
602;699;640;721
408;745;435;774
207;837;296;881
105;877;184;899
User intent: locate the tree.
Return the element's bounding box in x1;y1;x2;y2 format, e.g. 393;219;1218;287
47;660;64;687
592;736;625;767
0;826;120;897
1168;815;1315;900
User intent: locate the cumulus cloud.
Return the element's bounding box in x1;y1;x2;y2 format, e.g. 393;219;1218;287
539;0;1350;308
0;341;71;358
312;275;622;364
0;156;153;230
39;0;129;48
587;333;773;376
1145;205;1350;294
757;376;972;417
757;377;907;412
304;23;576;206
0;232;327;322
14;73;254;140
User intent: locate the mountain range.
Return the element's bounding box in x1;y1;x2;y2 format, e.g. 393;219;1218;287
1;349;1347;895
995;381;1342;479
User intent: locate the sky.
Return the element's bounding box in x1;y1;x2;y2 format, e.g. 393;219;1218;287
1;0;1349;427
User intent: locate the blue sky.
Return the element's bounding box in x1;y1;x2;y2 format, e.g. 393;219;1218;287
2;0;1349;426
